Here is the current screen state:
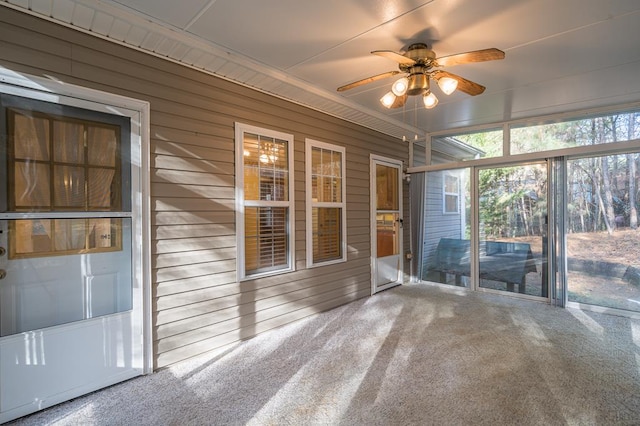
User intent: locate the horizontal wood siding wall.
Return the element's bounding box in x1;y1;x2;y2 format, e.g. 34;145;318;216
0;9;409;368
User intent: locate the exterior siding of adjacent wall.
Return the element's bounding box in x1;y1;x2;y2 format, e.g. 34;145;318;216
0;9;410;368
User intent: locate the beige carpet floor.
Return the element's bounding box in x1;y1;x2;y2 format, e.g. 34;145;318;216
9;284;640;425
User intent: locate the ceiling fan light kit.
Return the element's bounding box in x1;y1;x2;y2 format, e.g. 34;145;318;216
337;42;505;110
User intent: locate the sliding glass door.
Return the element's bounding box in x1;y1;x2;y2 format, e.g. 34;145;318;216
477;163;548;298
565;154;640;312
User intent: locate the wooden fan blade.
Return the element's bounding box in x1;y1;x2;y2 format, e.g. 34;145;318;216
371;50;416;65
435;48;505;67
337;71;401;92
432;70;486;96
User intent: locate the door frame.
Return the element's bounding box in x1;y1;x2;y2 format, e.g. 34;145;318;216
0;70;151;422
370;154;404;294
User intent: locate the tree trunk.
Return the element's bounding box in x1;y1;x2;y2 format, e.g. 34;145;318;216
601;156;616;233
629;153;638;229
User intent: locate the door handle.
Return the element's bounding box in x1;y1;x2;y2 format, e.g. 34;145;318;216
0;247;5;256
0;269;5;280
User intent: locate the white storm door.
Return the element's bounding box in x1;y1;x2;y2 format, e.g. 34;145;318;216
371;155;403;294
0;88;145;423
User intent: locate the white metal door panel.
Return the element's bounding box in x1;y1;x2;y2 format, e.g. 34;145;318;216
0;76;148;423
0;312;140;421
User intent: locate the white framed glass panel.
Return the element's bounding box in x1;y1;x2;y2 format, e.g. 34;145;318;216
511;110;640;155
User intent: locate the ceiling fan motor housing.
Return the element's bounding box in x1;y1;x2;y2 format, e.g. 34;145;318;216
406;43;436;63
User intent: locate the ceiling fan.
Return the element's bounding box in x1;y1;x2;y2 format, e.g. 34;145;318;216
337;43;505;109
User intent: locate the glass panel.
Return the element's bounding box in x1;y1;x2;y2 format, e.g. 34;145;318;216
9;218;122;258
432;128;502;162
88;168;116;208
478;164;547;296
376;165;398;210
244;135;289;202
12;112;50;161
511;110;640;155
14;162;51;208
312;207;342;262
53;121;84;163
54;218;85;251
87;126;117;166
311;147;342;203
244;206;288;274
422;169;471;286
54;165;85;207
566;153;640;311
1;218;132;337
376;213;398;257
13;219;53;255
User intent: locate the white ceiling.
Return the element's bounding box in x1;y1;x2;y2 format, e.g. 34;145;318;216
3;0;640;140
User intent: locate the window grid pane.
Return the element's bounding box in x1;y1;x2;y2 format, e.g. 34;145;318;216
312;207;342;262
244;206;289;274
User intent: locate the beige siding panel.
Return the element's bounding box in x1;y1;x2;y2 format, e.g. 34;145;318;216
154;259;235;283
151;169;235;187
0;8;409;369
152;140;234;164
153;235;236;255
156;281;366;353
153;223;233;240
152;210;235;226
158;267;368;328
152;154;234;174
154;247;236;269
156;289;369;368
152;198;235;212
155;272;237;298
151;183;234;199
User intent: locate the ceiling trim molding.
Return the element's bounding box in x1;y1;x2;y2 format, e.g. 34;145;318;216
0;0;424;141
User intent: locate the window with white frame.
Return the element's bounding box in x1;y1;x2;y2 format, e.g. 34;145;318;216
305;139;346;267
235;123;294;279
443;174;459;214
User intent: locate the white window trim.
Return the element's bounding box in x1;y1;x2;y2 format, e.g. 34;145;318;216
443;173;460;214
305;139;347;268
235;122;295;281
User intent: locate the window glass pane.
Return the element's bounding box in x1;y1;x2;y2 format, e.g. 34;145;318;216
511;110;640;155
88;168;116;208
444;175;458;193
376;165;398;210
432;129;501;163
312;147;322;174
244;207;288;274
14;162;51;208
87;126;117;166
54;218;86;251
88;218;120;250
313;207;342;262
53;121;84;163
376;213;399;257
445;194;458;213
54;166;85;207
244;135;289;202
12;112;50;161
421;168;471;286
13;219;53;256
566;153;640;312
